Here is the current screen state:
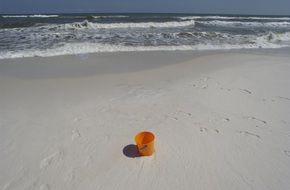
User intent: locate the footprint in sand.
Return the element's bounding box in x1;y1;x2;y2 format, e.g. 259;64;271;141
239;131;261;139
277;96;290;101
239;88;252;94
40;151;63;170
201;84;208;89
197;77;231;91
164;113;179;121
178;110;192;117
199;127;220;134
171;116;179;121
193;77;211;89
244;116;267;125
222;118;230;122
208;116;230;124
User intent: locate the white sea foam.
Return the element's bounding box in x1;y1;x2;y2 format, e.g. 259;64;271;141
179;16;290;21
62;20;196;29
2;15;59;18
0;38;288;60
1;15;290;59
29;15;59;18
2;15;29;18
244;16;290;20
197;20;290;28
93;15;129;19
256;32;290;45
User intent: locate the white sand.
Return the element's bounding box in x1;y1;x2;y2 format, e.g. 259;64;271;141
0;50;290;190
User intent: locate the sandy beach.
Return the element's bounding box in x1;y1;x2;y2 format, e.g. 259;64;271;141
1;50;290;190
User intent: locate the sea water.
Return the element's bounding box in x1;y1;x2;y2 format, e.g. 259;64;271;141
0;13;290;59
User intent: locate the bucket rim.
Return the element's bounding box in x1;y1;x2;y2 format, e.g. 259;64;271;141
135;131;155;144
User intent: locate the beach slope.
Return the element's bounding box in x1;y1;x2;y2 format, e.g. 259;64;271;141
0;51;290;190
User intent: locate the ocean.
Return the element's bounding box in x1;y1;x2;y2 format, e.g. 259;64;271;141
0;13;290;59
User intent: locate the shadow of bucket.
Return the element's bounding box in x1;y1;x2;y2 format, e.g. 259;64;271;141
135;131;155;156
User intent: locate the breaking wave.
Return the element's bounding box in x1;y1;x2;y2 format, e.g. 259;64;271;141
2;14;59;18
1;14;290;59
179;15;290;21
93;15;129;19
197;20;290;28
1;31;290;59
62;20;196;29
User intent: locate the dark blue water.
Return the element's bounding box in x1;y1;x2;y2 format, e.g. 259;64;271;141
1;13;290;59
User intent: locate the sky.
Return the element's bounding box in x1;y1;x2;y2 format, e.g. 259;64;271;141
0;0;290;15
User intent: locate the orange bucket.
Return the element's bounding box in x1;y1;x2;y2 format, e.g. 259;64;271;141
135;131;155;156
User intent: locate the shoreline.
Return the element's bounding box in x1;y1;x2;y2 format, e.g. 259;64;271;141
1;46;290;61
1;48;290;78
